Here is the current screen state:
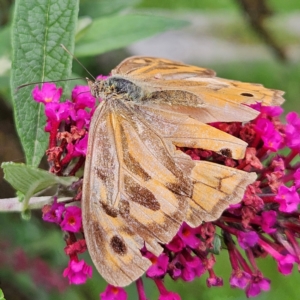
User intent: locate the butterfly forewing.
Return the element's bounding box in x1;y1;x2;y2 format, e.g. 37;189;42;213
83;96;192;286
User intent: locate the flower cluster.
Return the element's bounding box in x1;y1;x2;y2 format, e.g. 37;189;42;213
42;198;92;284
33;82;300;299
32;83;96;174
33;83;94;285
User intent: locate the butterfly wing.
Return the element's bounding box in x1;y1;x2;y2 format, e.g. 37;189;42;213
112;56;284;123
132;104;248;159
82;98;192;287
186;160;256;226
112;56;216;79
84;57;282;286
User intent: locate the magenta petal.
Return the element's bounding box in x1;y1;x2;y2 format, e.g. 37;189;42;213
278;254;295;275
60;206;82;232
237;231;259;249
63;259;92;285
230;270;251;289
32;83;62;104
159;291;181;300
100;285;127;300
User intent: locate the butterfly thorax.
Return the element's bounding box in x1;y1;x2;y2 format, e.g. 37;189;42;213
87;76;145;102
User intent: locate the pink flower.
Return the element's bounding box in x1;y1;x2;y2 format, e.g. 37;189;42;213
72;85;95;109
251;103;283;117
230;269;251;289
261;210;277;233
60;206;82;232
237;231;258;249
177;222;200;248
166;235;185;252
100;285;127;300
178;250;204;281
42;198;65;224
294;168;300;188
64;239;87;256
73;134;88;157
44;101;73;122
246;275;270;297
258;238;295;275
168;255;182;279
32;83;62;104
206;275;223;287
75;109;92;129
63;259;92;285
277;254;295;275
255;118;283;151
155;279;181;300
144;252;169;278
159;291;181;300
275;185;300;213
285;112;300;150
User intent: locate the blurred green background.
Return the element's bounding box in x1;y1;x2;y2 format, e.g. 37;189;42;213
0;0;299;299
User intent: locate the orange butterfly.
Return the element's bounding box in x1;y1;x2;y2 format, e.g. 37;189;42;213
82;57;284;286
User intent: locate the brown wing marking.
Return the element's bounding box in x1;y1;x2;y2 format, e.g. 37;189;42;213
186;160;257;226
133;105;248;159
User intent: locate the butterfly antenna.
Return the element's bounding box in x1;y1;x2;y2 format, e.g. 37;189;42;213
60;44;95;80
15;77;84;92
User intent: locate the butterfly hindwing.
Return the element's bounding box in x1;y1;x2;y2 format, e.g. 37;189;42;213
132;104;257;225
132;104;248;159
187;160;256;226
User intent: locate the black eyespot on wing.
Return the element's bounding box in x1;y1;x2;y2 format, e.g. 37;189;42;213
110;236;127;255
220;148;232;158
241;92;254;97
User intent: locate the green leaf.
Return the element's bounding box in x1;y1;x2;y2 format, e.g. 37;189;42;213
10;0;79;167
0;26;11;59
1;162;78;211
79;0;141;18
0;75;11;107
0;288;5;300
0;26;12;106
75;14;188;57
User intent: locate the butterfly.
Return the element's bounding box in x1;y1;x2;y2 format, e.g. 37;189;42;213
82;57;284;287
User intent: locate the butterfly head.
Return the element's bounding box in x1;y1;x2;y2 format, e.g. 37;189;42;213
86;77;108;99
